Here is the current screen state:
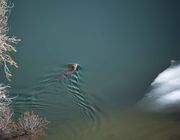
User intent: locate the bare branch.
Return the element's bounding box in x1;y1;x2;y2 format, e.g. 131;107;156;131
0;0;20;81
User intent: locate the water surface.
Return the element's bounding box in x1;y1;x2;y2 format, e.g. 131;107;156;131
1;0;180;139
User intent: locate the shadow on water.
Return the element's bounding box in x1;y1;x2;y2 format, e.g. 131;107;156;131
10;64;104;135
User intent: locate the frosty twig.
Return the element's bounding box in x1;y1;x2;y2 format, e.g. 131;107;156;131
0;0;20;81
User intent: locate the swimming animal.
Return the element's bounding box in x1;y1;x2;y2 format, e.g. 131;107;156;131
59;63;78;80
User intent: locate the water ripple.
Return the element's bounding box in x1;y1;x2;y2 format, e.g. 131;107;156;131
11;65;103;135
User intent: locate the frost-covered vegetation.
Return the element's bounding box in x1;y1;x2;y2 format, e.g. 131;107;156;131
0;85;49;140
0;0;20;81
0;0;49;140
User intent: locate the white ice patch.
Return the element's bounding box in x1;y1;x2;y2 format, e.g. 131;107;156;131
157;90;180;104
138;60;180;112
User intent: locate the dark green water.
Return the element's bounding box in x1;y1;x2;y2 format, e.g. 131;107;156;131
1;0;180;139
